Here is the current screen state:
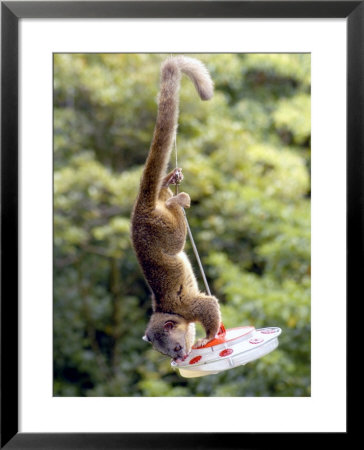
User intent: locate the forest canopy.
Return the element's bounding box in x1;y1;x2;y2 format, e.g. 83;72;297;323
54;53;310;397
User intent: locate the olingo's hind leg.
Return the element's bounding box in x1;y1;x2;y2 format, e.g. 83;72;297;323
190;294;221;347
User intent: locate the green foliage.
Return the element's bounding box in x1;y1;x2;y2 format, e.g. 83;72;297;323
54;53;311;397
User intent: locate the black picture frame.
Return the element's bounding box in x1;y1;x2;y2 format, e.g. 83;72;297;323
1;1;356;448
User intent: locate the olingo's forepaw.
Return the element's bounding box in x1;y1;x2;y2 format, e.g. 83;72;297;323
194;338;210;348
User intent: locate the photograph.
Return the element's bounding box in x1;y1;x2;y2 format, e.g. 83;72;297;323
53;53;311;397
2;0;355;445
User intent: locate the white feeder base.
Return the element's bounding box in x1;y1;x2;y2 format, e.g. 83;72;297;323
171;326;282;378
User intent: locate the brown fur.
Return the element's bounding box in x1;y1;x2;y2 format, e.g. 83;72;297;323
131;56;221;361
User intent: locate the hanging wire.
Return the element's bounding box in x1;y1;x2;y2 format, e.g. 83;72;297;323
174;134;178;171
173;134;212;297
183;209;212;297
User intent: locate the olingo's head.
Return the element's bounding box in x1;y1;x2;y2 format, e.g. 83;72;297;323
143;313;195;362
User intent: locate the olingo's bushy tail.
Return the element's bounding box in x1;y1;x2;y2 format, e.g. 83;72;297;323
175;56;214;101
137;56;213;209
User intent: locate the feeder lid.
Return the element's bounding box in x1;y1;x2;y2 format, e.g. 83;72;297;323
171;325;282;378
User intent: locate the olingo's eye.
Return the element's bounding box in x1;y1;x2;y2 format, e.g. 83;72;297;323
174;344;182;352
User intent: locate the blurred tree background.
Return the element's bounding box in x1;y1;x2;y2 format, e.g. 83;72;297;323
54;53;310;397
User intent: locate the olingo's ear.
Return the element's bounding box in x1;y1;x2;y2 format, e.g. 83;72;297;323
142;335;151;343
163;321;175;332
